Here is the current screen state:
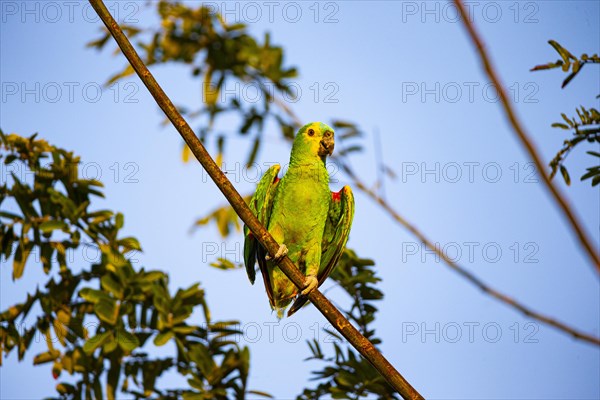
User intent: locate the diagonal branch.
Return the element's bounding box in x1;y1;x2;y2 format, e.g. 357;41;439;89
453;0;600;274
342;165;600;346
87;1;424;398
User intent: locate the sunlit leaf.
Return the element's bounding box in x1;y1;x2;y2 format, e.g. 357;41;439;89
560;165;571;186
153;330;174;346
117;329;139;352
39;220;68;233
83;331;112;354
94;299;119;325
33;349;60;365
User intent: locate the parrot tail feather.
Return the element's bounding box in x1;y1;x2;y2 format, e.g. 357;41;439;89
287;295;309;317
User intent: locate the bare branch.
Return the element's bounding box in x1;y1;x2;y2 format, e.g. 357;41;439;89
453;0;600;273
341;164;599;346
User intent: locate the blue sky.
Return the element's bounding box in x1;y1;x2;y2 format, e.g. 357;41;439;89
1;1;599;399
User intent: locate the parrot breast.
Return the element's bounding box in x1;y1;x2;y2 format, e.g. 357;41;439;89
265;162;331;310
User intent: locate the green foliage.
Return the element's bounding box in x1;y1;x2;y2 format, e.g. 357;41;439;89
329;250;381;341
532;41;600;187
0;131;264;399
88;1;367;175
531;40;600;88
581;151;600;187
192;196;248;239
88;0;300;167
298;250;398;399
548;107;600;186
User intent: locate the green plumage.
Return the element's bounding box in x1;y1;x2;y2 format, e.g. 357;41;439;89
244;122;354;317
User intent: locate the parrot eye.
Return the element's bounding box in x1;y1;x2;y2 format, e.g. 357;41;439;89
324;131;333;138
308;129;315;136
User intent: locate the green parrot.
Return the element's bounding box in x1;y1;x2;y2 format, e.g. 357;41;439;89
243;122;354;317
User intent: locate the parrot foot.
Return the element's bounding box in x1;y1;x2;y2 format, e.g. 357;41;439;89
266;244;288;263
301;274;318;295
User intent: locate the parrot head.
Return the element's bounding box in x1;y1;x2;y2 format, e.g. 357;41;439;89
291;122;335;163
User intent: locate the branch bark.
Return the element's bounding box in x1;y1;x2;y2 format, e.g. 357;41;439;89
87;1;424;398
454;0;600;274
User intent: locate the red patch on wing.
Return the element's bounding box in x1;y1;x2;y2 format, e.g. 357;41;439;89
273;176;280;184
332;190;342;202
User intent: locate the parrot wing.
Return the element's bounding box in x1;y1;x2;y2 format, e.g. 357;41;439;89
287;185;355;316
243;164;281;288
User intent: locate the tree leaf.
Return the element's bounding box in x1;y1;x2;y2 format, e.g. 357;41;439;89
246;136;260;168
209;258;241;270
94;299;119;325
549;40;576;63
106;65;134;85
530;61;563;71
203;67;218;106
101;274;124;299
188;343;216;378
182;143;191;163
33;349;60;365
115;213;124;230
153;330;174;347
0;211;23;220
83;331;112;354
56;383;76;395
247;390;274;398
13;242;33;280
581;169;599;181
103;338;118;353
117;329;139;352
39;220;68;234
561;70;580;88
560;165;571;186
118;237;142;252
561;113;574;127
53;318;67;346
79;288;110;304
551;123;570;130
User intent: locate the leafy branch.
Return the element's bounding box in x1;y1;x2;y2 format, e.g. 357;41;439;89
549;107;600;186
532;40;600;188
0;132;257;399
298;250;400;400
531;40;600;89
87;0;302;168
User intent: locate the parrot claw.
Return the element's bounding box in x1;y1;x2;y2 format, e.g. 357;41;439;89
266;244;288;263
301;274;318;295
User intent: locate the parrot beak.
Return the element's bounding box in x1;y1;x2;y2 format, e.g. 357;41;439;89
318;131;335;157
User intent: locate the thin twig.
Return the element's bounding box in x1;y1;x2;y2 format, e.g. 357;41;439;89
454;0;600;274
341;164;600;346
87;1;424;398
373;127;387;199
